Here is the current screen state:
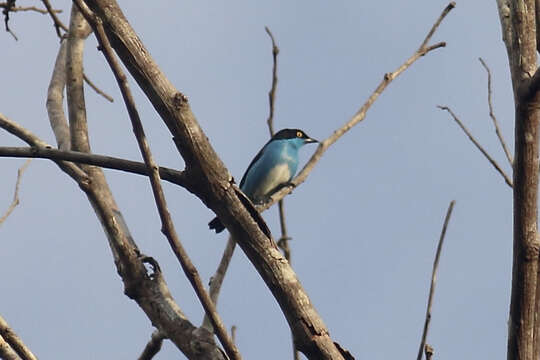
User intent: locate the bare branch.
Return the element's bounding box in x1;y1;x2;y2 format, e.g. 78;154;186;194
76;1;454;357
138;330;165;360
416;200;455;360
418;2;455;50
0;159;31;226
46;39;71;150
0;336;18;360
0;146;188;187
264;26;279;136
0;113;88;182
0;314;38;360
2;0;18;40
0;3;61;15
438;105;513;188
40;0;68;37
83;73;114;102
202;236;237;331
478;57;513;166
66;5;92;153
73;3;239;358
264;3;455;209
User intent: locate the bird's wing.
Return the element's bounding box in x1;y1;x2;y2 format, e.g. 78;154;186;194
239;138;273;189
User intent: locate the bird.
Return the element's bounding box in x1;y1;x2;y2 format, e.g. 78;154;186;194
208;128;318;233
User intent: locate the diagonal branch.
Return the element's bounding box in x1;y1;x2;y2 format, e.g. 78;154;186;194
138;330;165;360
75;1;454;357
437;105;513;188
73;2;240;358
416;200;455;360
202;236;237;332
264;2;455;210
0;314;38;360
40;0;68;37
0;159;31;226
478;57;513;166
264;25;298;360
0;336;19;360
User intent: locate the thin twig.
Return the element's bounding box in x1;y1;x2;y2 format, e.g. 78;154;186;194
0;314;38;360
416;200;455;360
2;0;17;40
202;236;237;331
438;105;513;188
0;146;188;187
84;74;114;102
138;330;165;360
262;3;455;210
40;0;68;37
478;57;513;166
264;26;298;360
0;159;31;226
419;2;455;50
0;3;61;15
264;26;279;137
73;2;240;358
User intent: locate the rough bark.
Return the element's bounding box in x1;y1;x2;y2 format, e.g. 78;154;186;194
78;0;346;358
496;1;540;360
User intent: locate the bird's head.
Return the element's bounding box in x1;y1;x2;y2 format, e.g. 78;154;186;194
272;129;318;148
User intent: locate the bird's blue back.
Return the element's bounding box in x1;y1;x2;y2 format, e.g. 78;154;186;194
240;137;307;203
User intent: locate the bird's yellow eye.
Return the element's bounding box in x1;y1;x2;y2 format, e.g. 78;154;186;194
296;131;302;138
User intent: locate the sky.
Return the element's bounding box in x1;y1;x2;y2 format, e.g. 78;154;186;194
0;1;515;359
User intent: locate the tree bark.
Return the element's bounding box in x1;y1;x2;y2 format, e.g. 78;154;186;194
496;1;540;359
78;0;346;358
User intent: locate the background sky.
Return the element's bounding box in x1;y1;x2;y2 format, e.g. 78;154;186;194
1;1;515;359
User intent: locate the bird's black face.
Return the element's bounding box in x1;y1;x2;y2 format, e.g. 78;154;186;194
273;128;318;143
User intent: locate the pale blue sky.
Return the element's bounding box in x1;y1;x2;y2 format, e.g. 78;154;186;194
1;1;513;359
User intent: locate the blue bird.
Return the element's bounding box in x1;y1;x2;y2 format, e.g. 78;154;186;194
209;128;318;233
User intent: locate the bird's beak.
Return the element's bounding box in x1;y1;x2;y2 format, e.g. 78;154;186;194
306;137;318;144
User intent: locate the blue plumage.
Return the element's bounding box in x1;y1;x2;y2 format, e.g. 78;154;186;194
209;128;317;233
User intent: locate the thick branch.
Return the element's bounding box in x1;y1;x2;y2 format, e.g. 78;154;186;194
46;39;71;150
0;314;37;360
76;1;453;358
74;3;239;357
496;1;540;360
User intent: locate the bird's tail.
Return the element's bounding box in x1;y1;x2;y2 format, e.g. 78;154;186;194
208;217;225;233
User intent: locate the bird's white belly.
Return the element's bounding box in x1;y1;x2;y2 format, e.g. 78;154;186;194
251;163;291;202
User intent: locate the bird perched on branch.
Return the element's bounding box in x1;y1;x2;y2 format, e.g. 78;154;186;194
208;128;318;233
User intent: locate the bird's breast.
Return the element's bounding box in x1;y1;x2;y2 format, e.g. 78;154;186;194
250;163;291;203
